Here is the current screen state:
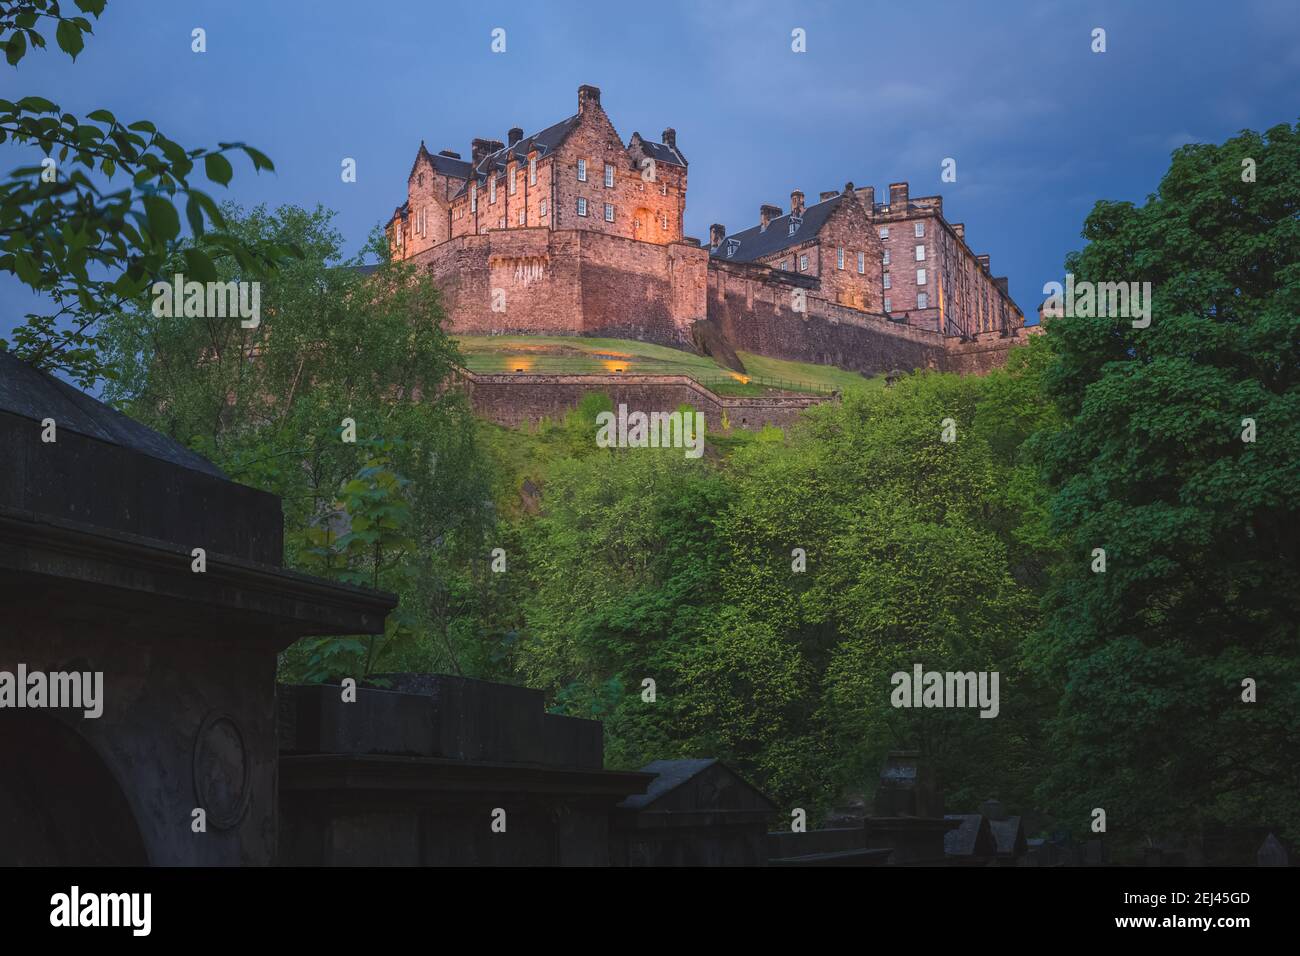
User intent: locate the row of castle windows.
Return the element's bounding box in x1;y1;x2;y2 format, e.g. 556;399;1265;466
576;198;616;222
881;292;929;314
575;160;618;188
880;268;928;289
835;248;868;274
878;223;925;240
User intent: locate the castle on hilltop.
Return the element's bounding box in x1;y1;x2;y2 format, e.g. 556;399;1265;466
387;84;1025;377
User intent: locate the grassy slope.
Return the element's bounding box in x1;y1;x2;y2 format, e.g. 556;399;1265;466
454;335;881;395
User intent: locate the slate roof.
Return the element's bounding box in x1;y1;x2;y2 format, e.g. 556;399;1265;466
420;114;683;202
711;193;847;263
619;758;718;810
446;114;583;198
0;349;225;478
429;151;472;179
943;813;991;857
632;135;687;168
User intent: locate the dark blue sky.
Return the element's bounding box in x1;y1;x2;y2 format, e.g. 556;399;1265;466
4;0;1298;343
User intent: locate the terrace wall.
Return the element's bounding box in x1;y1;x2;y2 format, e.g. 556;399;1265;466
457;369;831;431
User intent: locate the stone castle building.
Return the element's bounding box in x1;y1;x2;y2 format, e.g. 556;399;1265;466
386;84;1024;376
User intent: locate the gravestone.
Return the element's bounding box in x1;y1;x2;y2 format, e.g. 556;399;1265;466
864;751;958;865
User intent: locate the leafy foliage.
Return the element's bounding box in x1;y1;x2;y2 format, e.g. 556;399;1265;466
1031;120;1300;845
97;203;497;685
0;0;287;386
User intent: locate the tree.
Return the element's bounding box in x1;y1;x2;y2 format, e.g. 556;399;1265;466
505;372;1049;814
1032;121;1300;845
1;0;286;386
96;203;497;683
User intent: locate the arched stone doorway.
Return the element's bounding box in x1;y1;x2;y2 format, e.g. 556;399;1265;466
0;713;148;865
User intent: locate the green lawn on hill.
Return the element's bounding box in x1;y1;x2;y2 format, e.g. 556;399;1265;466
453;335;881;395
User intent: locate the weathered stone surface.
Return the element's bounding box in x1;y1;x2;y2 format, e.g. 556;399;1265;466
279;684;436;756
0;407;282;566
0;353;396;866
370;673;547;764
457;369;829;432
542;712;603;770
689;317;745;373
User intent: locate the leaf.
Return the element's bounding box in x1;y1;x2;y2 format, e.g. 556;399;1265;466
183;247;217;283
184;193;206;237
56;20;85;59
204;152;233;186
141;194;180;242
241;145;275;172
17;96;57;113
75;0;108;15
5;31;28;66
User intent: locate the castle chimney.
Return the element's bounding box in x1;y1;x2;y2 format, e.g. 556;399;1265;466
952;222;965;240
977;254;991;271
759;204;782;231
709;223;727;248
819;191;836;202
438;149;462;159
662;127;676;148
471;138;504;166
790;190;805;217
508;127;523;146
855;185;876;210
889;182;909;208
578;84;602;113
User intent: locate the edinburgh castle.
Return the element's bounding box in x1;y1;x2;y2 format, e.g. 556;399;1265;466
386;84;1028;387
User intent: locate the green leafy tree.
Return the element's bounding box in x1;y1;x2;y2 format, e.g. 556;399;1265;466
296;439;420;682
717;375;1044;811
1;0;286;385
96;203;497;684
1032;121;1300;847
506;371;1050;813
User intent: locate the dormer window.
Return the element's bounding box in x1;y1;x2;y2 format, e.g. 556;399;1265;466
725;238;740;257
490;177;496;204
529;156;537;186
788;215;802;236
